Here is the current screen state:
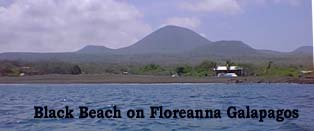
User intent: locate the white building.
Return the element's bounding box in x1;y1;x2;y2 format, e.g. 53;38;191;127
213;66;243;77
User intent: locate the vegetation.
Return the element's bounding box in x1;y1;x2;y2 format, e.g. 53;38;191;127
0;59;309;78
0;60;82;76
175;61;217;77
260;66;301;77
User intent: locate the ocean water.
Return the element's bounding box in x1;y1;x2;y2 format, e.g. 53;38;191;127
0;83;313;131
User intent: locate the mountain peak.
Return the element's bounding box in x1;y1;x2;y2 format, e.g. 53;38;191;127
159;25;192;30
157;25;203;36
77;45;114;54
121;25;212;54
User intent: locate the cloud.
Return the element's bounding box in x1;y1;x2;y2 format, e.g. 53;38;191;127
0;0;152;52
273;0;301;6
179;0;242;15
179;0;302;15
164;17;201;30
240;0;302;7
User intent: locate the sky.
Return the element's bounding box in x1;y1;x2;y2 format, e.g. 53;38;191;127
0;0;312;52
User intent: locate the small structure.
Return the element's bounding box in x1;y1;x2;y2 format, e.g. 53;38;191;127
300;70;313;74
213;66;243;77
300;70;313;78
19;73;25;77
171;74;178;78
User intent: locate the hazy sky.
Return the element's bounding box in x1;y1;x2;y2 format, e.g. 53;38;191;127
0;0;312;52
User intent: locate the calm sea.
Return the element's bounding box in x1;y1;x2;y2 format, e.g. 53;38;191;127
0;84;313;131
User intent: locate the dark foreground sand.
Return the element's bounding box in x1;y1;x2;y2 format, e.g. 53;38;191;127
0;74;313;84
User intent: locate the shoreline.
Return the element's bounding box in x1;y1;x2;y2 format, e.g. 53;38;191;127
0;74;313;84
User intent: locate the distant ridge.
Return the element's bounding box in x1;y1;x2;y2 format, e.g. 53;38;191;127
291;46;313;54
189;40;258;57
0;25;312;66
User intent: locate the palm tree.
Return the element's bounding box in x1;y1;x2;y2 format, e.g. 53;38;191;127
265;61;273;74
226;60;231;71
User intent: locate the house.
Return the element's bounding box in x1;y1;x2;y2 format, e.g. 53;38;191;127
213;66;243;77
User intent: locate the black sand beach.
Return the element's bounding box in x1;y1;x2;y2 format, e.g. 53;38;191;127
0;74;312;84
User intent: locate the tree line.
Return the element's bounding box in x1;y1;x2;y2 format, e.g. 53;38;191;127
0;60;81;76
0;60;307;77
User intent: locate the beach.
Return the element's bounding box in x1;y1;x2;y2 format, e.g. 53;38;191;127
0;74;312;84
